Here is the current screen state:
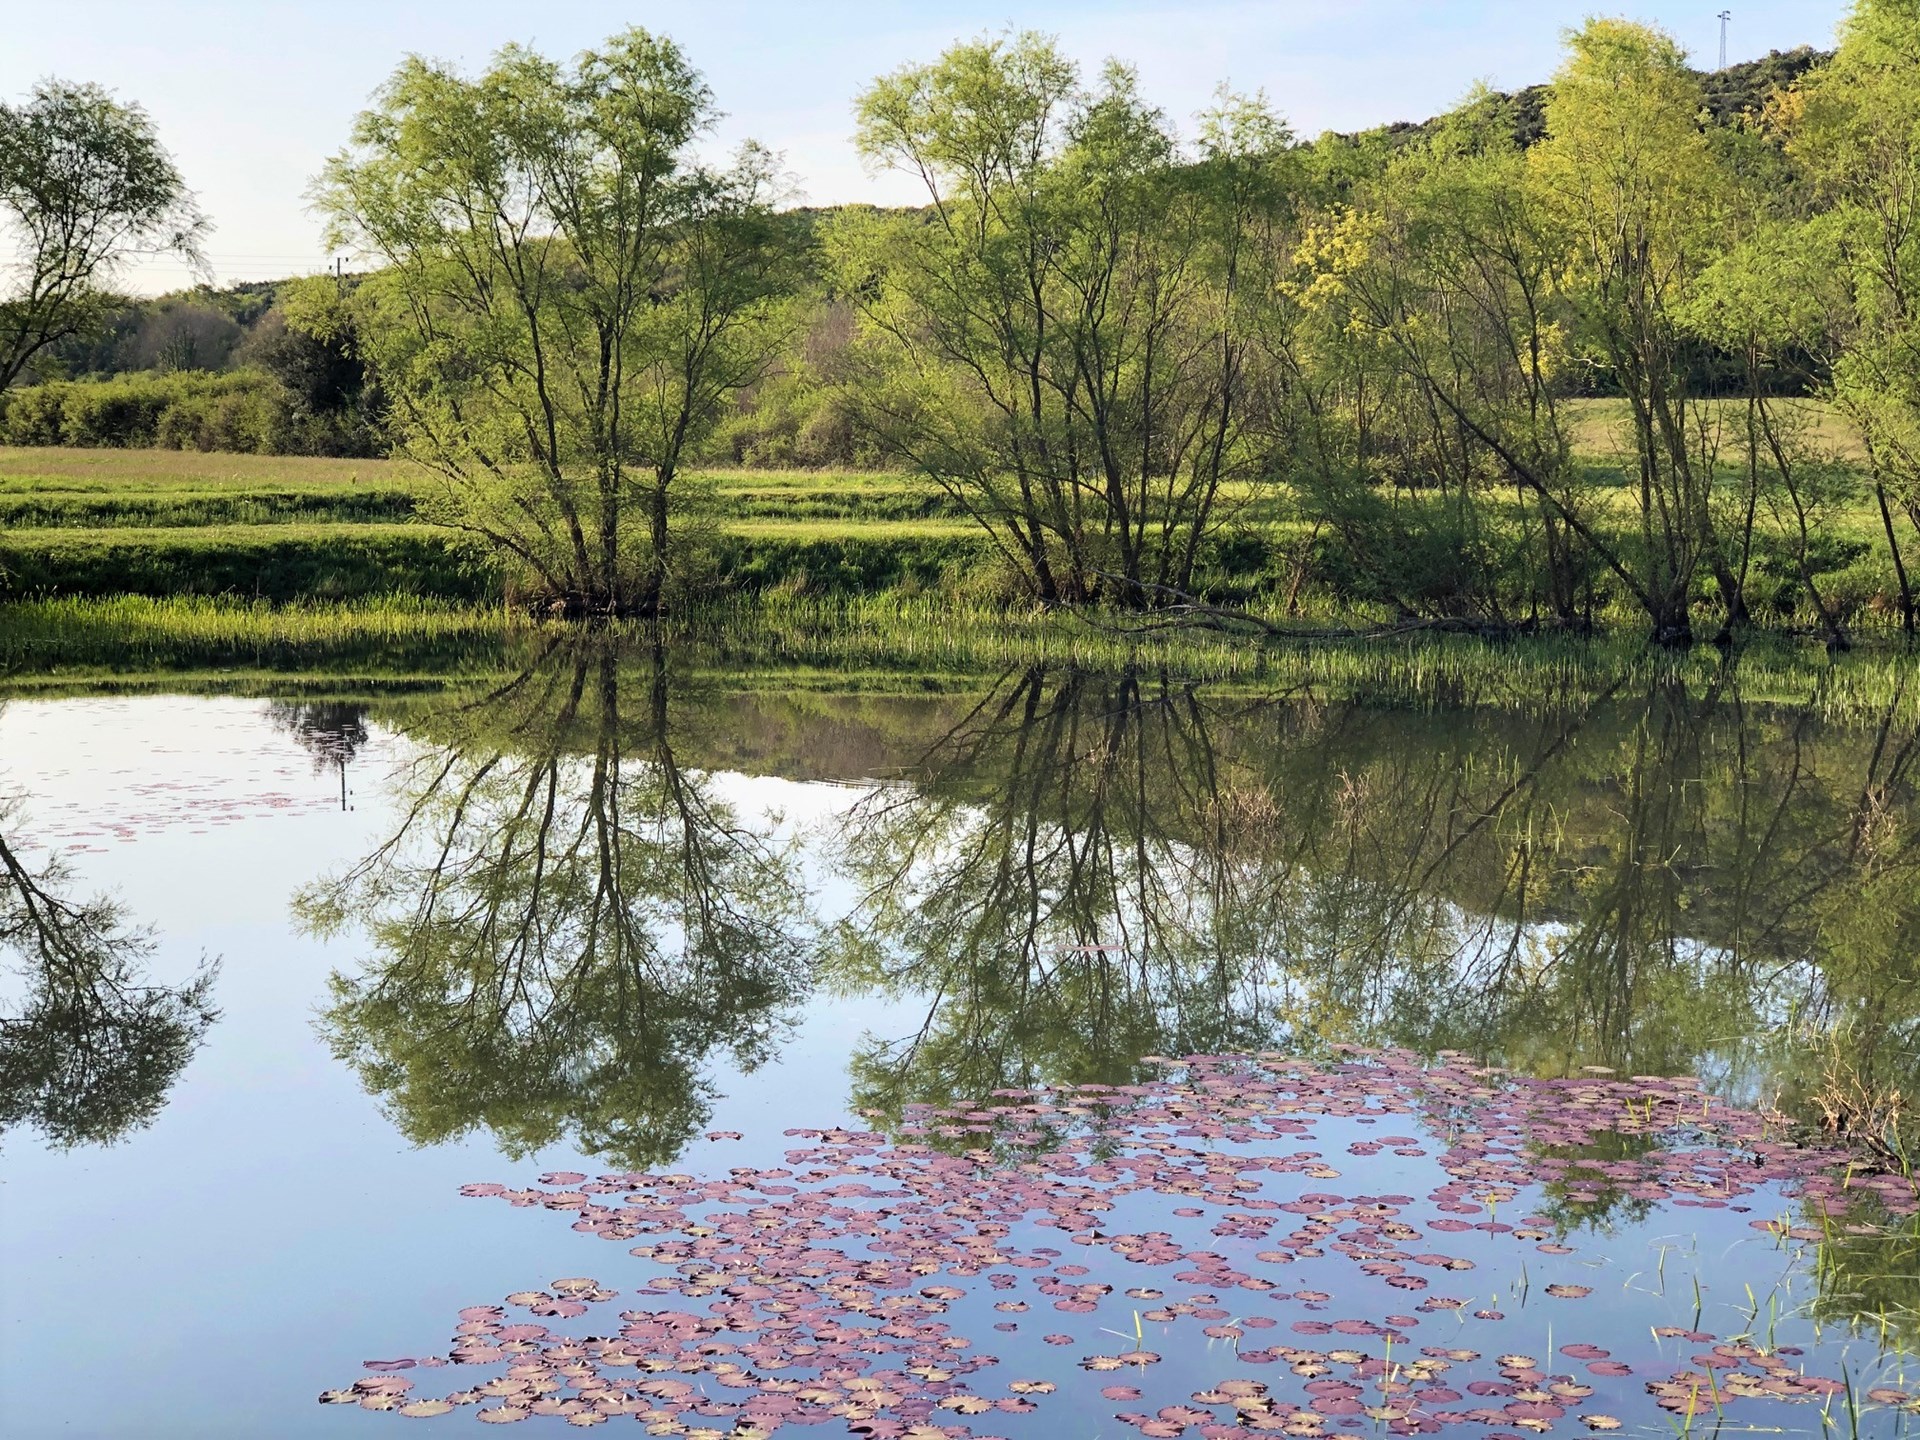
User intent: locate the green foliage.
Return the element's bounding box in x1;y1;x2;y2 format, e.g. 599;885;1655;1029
0;79;205;390
0;367;380;456
1784;0;1920;631
834;34;1294;608
13;16;1920;643
714;302;876;468
319;28;793;615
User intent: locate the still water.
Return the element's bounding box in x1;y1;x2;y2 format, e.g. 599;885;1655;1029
4;647;1920;1436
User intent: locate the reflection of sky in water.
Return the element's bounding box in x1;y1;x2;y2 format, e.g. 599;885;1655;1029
322;1066;1919;1435
0;697;910;1438
2;692;1916;1437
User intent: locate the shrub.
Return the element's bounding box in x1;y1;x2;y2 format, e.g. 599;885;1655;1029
0;368;377;455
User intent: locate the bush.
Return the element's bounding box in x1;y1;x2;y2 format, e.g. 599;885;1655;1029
0;368;378;455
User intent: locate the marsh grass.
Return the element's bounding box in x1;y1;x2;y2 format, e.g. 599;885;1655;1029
11;593;1920;721
0;595;524;676
1810;1029;1919;1180
2;442;1915;624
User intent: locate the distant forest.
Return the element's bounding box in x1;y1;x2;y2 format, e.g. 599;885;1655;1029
5;46;1835;464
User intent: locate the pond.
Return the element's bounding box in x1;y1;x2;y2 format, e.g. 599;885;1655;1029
5;642;1920;1437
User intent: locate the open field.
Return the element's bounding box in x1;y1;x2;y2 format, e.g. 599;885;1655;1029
0;409;1909;627
1564;396;1870;463
0;446;999;601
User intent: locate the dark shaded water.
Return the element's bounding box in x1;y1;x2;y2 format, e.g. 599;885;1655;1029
6;645;1920;1436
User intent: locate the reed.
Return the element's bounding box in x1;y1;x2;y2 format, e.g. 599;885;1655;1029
7;593;1920;722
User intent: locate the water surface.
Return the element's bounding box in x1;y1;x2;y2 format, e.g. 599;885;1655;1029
5;647;1920;1436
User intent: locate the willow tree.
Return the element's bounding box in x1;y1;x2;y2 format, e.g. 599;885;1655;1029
833;35;1292;607
1295;103;1605;627
318;30;789;616
1786;0;1920;634
1;80;205;391
1531;20;1743;644
1685;216;1860;645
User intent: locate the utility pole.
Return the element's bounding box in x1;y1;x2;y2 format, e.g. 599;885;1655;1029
1718;10;1731;70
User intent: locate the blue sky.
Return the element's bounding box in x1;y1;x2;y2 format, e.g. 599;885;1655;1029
3;1;1854;294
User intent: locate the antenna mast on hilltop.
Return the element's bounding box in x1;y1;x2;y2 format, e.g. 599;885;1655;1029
1718;10;1732;69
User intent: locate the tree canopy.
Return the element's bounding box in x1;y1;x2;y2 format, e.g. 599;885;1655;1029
0;80;204;391
317;29;791;615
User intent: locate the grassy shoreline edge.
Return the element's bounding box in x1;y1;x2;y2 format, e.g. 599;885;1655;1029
6;594;1920;719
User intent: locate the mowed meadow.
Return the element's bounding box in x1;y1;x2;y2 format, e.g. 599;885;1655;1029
0;447;982;605
0;395;1907;631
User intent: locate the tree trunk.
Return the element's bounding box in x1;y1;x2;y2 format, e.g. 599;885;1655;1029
600;472;621;617
639;472;671;619
1875;476;1916;638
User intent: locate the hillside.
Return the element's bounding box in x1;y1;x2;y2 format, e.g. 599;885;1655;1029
1343;44;1831;152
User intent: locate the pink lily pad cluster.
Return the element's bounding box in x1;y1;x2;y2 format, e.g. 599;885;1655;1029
325;1049;1920;1434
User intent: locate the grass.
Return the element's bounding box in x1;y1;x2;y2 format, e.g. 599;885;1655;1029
1565;396;1870;463
0;488;419;528
0;412;1909;623
0;446;424;529
713;594;1920;715
0;446;413;486
10;593;1920;724
0;595;526;680
0;447;996;601
0;522;499;600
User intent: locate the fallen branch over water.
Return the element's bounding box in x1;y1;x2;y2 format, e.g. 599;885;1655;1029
1070;574;1582;643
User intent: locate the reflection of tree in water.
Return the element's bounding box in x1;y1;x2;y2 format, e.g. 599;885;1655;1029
829;662;1920;1139
831;668;1296;1114
268;700;372;809
266;701;372;773
0;805;218;1149
302;641;811;1169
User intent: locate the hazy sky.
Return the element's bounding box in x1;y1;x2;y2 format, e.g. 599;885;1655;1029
2;0;1855;294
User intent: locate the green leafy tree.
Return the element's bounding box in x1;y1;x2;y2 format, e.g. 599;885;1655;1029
1295;113;1603;627
1787;0;1920;633
317;30;792;615
1686;215;1861;643
1532;20;1744;643
0;80;205;392
834;35;1293;607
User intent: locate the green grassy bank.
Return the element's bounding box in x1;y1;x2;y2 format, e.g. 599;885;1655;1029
6;594;1920;726
0;447;1002;603
0;426;1915;629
